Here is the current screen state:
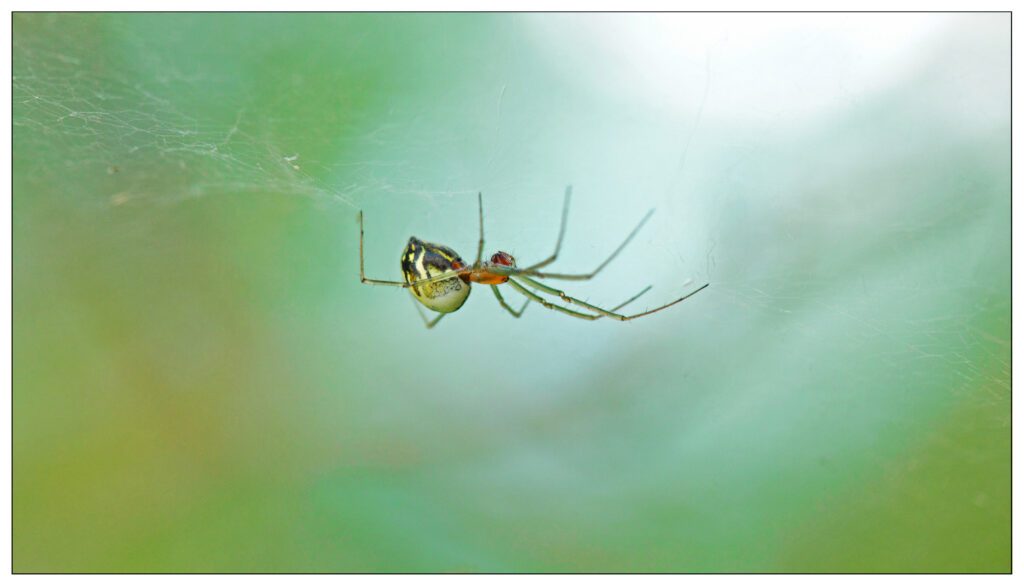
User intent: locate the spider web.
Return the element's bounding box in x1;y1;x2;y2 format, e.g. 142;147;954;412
13;15;352;210
12;12;1010;572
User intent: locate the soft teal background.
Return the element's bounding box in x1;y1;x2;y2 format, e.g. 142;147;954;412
13;13;1009;572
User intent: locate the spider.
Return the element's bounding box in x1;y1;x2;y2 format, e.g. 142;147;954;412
358;186;709;328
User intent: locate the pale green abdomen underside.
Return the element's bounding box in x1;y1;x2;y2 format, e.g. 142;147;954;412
408;275;471;313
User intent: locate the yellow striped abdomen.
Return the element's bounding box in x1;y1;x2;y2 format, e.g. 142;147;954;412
401;237;471;313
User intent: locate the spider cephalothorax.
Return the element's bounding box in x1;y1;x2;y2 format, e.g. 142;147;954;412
359;187;708;328
490;251;515;266
470;251;516;285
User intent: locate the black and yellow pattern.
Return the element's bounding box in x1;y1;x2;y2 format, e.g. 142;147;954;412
401;237;471;313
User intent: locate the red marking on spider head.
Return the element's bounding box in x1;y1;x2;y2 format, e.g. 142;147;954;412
467;251;515;285
490;251;516;267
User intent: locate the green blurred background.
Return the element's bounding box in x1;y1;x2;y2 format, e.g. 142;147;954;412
13;13;1009;572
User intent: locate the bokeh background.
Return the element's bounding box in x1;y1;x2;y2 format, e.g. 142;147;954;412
13;13;1009;572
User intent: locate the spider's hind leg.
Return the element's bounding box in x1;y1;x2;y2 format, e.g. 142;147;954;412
412;300;446;329
359;210;413;287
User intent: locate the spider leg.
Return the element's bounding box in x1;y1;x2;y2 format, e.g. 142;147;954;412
518;275;708;321
359;212;476;289
412;299;446;329
609;285;653;312
523;185;572;271
364;268;474;289
515;207;655;281
359;211;400;286
500;281;650;321
491;285;530;317
359;210;409;286
506;279;601;320
475;192;485;267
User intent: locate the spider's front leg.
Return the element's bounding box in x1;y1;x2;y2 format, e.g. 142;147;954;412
502;280;654;322
517;275;708;321
506;279;602;320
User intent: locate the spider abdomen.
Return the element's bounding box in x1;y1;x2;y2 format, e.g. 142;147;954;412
401;237;471;313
